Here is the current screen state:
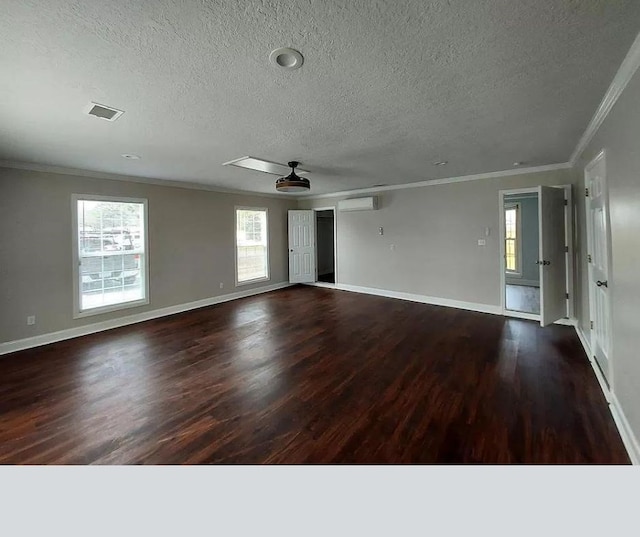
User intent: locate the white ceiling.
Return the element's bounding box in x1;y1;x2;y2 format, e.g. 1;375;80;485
1;1;640;196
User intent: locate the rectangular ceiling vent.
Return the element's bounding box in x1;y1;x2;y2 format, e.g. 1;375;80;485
85;102;124;122
222;156;309;176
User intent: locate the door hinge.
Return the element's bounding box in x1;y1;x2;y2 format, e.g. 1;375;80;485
585;187;589;197
587;254;592;263
590;320;594;330
564;246;569;253
565;293;569;299
564;199;568;206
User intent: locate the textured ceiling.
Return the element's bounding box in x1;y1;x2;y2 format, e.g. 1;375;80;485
1;0;640;195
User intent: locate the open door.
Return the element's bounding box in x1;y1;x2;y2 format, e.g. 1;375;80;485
538;186;567;326
288;210;316;283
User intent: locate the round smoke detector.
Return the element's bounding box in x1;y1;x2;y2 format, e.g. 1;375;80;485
269;47;304;70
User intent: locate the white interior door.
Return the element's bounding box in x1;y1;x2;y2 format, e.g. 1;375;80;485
585;152;612;383
539;186;567;326
288;210;316;283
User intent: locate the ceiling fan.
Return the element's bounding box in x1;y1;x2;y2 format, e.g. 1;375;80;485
275;161;310;193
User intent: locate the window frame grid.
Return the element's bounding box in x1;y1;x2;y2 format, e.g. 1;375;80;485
234;206;270;287
71;194;150;318
504;202;522;277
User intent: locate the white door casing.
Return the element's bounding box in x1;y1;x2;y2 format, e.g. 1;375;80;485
585;151;612;384
288;210;316;283
539;186;567;327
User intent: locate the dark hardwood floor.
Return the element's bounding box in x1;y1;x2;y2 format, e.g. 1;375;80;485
0;286;628;464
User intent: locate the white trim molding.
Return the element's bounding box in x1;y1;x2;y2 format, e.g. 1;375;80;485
305;281;337;290
234;205;271;287
0;160;290;200
71;194;151;319
315;283;577;325
328;283;502;315
300;163;572;200
575;325;639;465
575;326;610;403
0;282;292;356
610;393;640;465
570;31;640;165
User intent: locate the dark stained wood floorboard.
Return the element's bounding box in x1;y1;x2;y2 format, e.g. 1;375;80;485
0;286;629;464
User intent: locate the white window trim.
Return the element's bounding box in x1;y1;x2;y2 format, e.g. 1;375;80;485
71;194;150;318
504;202;522;277
234;206;270;287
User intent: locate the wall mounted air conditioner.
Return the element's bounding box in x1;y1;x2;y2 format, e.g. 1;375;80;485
337;196;378;212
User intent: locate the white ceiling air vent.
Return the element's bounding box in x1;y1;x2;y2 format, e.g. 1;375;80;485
85;102;124;122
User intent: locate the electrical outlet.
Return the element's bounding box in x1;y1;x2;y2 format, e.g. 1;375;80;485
477;239;486;246
27;315;36;326
390;244;396;251
219;282;224;289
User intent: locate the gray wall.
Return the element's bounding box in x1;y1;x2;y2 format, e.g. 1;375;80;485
0;167;296;344
300;168;577;307
575;65;640;446
505;194;540;286
316;212;335;276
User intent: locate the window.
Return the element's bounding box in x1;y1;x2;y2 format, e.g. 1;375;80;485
235;207;269;284
504;203;522;275
73;195;148;317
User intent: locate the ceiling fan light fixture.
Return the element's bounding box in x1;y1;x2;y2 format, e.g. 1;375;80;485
275;161;310;193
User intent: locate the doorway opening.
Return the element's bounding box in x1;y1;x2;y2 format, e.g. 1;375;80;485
504;192;540;315
499;185;573;326
314;208;336;284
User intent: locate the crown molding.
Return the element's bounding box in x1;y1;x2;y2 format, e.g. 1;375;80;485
1;159;571;201
570;31;640;165
0;159;293;200
299;162;572;200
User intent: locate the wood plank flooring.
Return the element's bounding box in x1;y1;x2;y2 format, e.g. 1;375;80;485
0;286;629;464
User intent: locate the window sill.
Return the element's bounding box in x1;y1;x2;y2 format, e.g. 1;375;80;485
235;277;270;287
74;298;150;319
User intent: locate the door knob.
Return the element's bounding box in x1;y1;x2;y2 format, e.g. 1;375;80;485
596;280;608;288
544;260;550;265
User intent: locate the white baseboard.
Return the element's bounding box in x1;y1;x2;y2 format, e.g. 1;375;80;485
574;325;639;464
331;283;577;325
502;310;539;321
305;281;338;289
609;393;640;465
334;283;502;315
310;282;640;463
0;282;293;356
575;326;610;403
501;310;573;326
